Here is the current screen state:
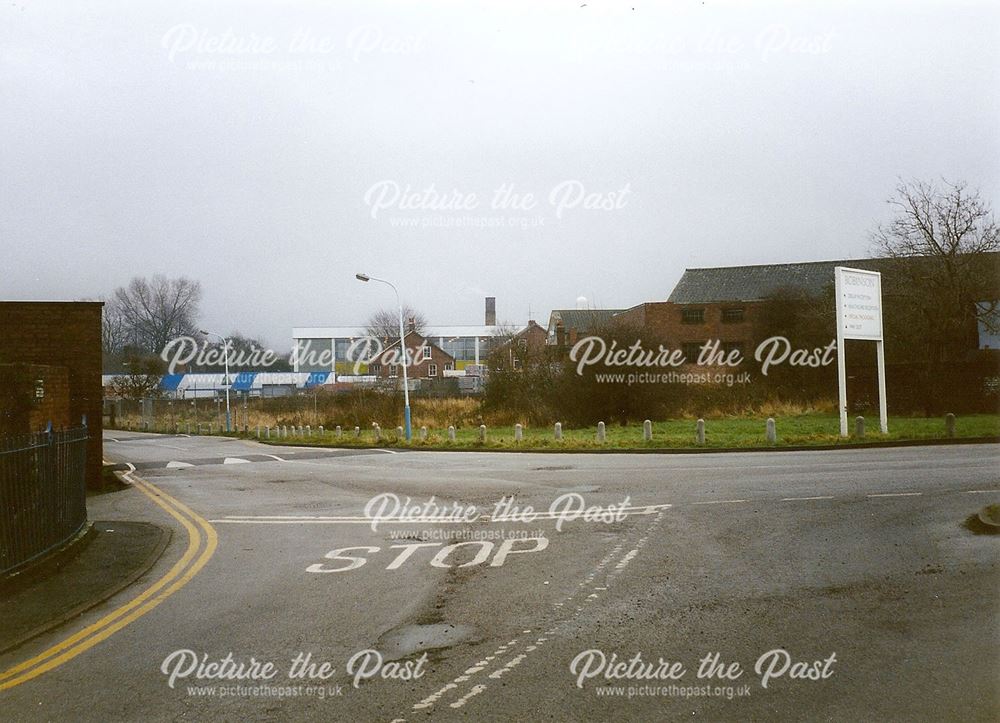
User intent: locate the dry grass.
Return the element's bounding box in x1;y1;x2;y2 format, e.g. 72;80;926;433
411;397;481;428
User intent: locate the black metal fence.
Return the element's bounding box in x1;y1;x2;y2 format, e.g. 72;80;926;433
0;426;89;577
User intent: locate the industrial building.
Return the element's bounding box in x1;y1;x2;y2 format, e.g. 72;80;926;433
292;297;501;377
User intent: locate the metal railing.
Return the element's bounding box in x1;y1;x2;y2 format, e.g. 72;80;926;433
0;425;89;577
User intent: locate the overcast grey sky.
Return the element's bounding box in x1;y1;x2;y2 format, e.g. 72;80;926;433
2;0;998;347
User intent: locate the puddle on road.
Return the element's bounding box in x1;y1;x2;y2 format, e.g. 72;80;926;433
376;623;477;660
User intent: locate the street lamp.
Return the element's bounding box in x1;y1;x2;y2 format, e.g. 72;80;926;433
355;273;411;440
200;329;231;433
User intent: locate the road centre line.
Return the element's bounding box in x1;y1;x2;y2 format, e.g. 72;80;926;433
405;510;667;715
206;487;984;525
211;504;673;525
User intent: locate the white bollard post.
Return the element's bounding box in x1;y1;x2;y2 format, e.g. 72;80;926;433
354;426;360;438
478;424;486;442
420;426;427;441
448;425;456;441
695;419;705;445
945;413;955;438
306;425;311;437
855;416;865;438
396;425;404;439
597;421;606;443
766;417;776;444
643;419;652;442
265;426;270;439
515;423;523;442
554;422;562;441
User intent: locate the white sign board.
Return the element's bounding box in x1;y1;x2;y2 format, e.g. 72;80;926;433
834;267;887;436
835;268;883;340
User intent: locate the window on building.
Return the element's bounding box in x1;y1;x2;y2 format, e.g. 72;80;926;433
513;358;522;370
722;308;745;324
443;337;477;361
428;363;438;377
295;338;334;372
681;308;705;324
422;344;432;361
444;362;453;371
721;341;745;358
389;364;397;377
370;364;381;375
681;342;704;363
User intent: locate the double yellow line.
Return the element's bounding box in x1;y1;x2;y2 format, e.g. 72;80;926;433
0;474;217;691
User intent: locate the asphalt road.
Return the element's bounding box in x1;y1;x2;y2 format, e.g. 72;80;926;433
2;433;998;721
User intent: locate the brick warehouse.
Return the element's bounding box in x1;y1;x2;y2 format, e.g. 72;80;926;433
0;301;104;489
617;254;1000;364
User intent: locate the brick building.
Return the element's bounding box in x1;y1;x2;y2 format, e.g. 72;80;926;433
617;255;1000;364
546;309;624;347
491;320;549;370
0;364;71;434
0;302;104;488
369;331;457;380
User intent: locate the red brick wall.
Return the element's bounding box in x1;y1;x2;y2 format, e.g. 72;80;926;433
372;333;457;379
0;364;71;435
618;301;762;364
0;302;104;488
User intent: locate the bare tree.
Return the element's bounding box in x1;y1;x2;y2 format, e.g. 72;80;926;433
101;295;129;357
112;275;203;353
872;179;998;259
192;331;290;372
870;179;999;412
365;306;427;340
107;353;165;401
871;179;998;353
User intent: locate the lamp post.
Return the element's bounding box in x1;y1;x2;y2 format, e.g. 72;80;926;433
355;273;411;441
200;329;231;433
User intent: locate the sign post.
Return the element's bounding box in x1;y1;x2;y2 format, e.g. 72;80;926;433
834;267;887;436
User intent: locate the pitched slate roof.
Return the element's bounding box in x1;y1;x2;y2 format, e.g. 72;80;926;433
552;309;625;329
667;258;894;304
669;253;1000;304
547;309;625;332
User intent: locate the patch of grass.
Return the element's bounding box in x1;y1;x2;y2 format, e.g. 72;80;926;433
259;413;1000;451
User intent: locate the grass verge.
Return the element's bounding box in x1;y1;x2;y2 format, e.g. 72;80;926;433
249;413;1000;452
